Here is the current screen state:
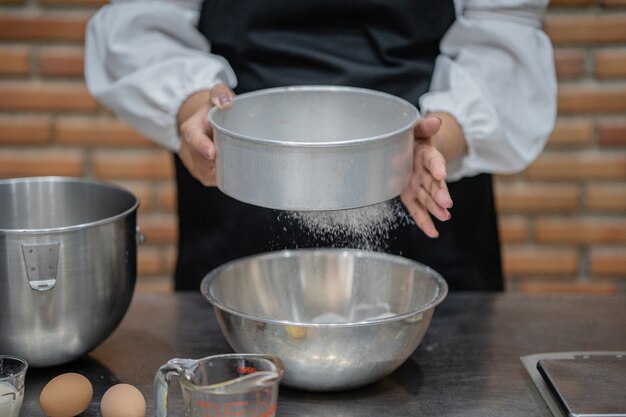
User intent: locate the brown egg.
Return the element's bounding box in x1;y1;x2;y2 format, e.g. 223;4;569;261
39;373;93;417
100;383;146;417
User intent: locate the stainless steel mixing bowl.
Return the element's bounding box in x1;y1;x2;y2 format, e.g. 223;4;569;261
0;177;139;367
200;249;447;391
208;85;419;211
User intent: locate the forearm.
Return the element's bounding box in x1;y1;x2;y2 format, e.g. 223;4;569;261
85;1;236;152
420;0;556;181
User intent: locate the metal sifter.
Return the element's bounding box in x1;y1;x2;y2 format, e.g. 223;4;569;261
208;85;419;211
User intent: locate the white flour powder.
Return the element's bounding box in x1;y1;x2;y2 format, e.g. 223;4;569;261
281;199;413;251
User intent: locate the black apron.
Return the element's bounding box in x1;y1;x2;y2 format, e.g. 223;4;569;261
173;0;504;291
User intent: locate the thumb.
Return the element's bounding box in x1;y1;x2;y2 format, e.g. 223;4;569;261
414;115;442;138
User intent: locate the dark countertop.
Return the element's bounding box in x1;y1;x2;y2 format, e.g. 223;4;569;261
20;292;626;417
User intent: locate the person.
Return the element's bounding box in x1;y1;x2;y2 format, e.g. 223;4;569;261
84;0;556;291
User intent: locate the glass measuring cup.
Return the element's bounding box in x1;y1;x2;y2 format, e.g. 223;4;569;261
0;355;28;417
155;354;284;417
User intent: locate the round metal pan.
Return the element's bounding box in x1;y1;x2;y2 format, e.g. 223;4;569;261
208;85;419;211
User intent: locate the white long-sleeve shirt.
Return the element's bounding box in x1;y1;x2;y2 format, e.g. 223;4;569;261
84;0;556;182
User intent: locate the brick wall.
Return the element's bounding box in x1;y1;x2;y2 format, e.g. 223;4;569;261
1;1;625;293
499;0;626;294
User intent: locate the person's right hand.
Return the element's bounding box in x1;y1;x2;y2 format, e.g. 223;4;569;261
177;83;235;186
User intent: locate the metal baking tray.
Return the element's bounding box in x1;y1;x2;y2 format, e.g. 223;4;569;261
521;351;626;417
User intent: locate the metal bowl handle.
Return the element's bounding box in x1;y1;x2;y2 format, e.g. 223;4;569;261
136;226;145;246
22;242;59;291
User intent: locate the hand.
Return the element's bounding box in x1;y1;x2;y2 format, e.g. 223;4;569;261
177;83;235;186
400;116;454;238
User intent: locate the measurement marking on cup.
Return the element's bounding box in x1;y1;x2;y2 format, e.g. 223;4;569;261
193;387;277;417
195;400;248;417
1;392;17;401
237;366;256;374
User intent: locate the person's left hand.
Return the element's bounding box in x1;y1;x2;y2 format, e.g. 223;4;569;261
400;116;453;238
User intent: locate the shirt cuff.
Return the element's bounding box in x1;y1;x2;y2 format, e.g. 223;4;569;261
419;55;503;182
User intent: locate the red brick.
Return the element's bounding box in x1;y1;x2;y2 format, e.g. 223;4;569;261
499;216;530;244
55;117;155;147
586;185;626;213
137;213;178;245
495;183;580;213
0;82;98;112
0;46;30;76
39;0;107;5
137;247;163;276
590;248;626;276
536;218;626;244
39;47;84;78
544;14;626;45
546;118;593;148
0;13;89;42
110;180;153;213
525;153;626;181
92;150;174;180
598;119;626;147
601;0;626;6
0;150;84;178
0;116;51;144
157;182;177;212
519;281;618;295
558;85;626;114
135;247;178;289
164;246;176;276
549;0;593;5
524;153;626;181
503;246;579;275
554;49;586;80
136;246;176;282
595;49;626;79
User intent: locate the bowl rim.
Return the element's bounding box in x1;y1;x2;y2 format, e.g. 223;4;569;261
0;176;139;234
207;85;420;148
200;248;448;328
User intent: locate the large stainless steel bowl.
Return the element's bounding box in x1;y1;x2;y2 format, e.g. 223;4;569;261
201;249;447;391
208;85;419;211
0;177;139;367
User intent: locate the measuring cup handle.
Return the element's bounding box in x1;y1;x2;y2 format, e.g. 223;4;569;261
154;359;194;417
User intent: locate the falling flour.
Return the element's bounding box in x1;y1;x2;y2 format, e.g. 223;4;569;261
281;199;413;251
